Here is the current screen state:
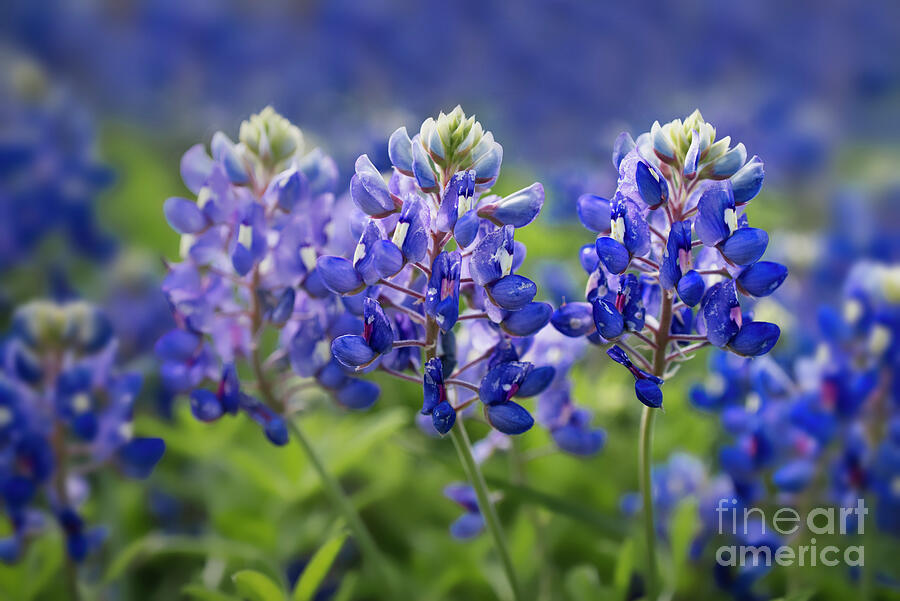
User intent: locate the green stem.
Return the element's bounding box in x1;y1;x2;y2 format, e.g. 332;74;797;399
638;405;659;601
450;420;522;601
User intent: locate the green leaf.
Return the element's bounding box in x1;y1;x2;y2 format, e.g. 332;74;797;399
232;569;285;601
485;477;626;537
564;564;602;601
771;590;816;601
293;530;349;601
182;584;243;601
613;537;635;595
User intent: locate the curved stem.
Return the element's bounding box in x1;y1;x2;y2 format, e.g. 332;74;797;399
450;421;522;601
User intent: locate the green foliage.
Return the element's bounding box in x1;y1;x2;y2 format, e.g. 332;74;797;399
292;528;348;601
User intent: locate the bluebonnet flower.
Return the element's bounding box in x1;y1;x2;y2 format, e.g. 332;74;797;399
554;111;785;410
443;483;485;540
317;107;554;437
159;107;380;444
0;300;164;564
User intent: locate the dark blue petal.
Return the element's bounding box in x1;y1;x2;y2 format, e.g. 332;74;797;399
432;401;457;434
335;379;379;410
436;173;463;232
517;366;555;397
551;302;594;337
479;361;532;405
695;182;735;247
636;161;668;208
552;425;606;456
595;237;630;274
316;256;364;295
702;282;741;347
612;196;651;256
154;329;200;362
591;298;624;339
422;357;445;414
231;243;254;276
264;417;289;446
372;240;404;279
362;298;394;354
579;244;599;273
412;138;438;191
449;512;485;539
500;302;552;337
576;194;612;232
469;226;514;286
190;389;224;422
658;221;692;290
488;275;537;311
163;197;207;234
269;288;295;326
453;210;480;248
606;345;631;367
484;183;543;227
486;401;534;435
618;273;646;332
118;438;165;479
720;228;769;266
273;169;308;211
677;270;705;307
736;261;787;297
635;379;663;408
219;364;241;414
727;322;780;357
331;335;377;367
772;460;815;493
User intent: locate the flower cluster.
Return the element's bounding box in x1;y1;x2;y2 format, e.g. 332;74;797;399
0;59;114;274
0;300;164;563
317;106;556;436
552;110;786;408
158;107;380;445
691;261;900;531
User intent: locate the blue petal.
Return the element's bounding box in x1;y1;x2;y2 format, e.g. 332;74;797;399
552;425;606;456
702;282;741;347
211;132;249;184
551;302;594;337
264;417;289;446
449;512;485;539
432;401;457;434
728;322;780;357
730;156;764;205
163;197;207;234
710;143;747;178
231;243;254;276
453;210;479;248
488;183;543;227
154;329;200;362
335;379;379;410
736;261;787;297
269;288;295;326
436;173;463;232
683;131;700;177
180;144;214;194
412;138;438;190
422;357;445;414
479;361;532;405
331;335;377;367
636;161;668;208
677;270;705;307
118;438;165;479
595;237;630;274
579;244;599;273
695;182;734;247
388;127;414;174
591;297;624;339
219;364;241;414
720;228;769;266
488;275;537;311
577;194;612;232
316;256;364;295
517;366;555;397
635;379;663;408
772;460;815;493
486;401;534;435
372;240;404;279
468;226;513;286
350;154;396;216
500;302;552;337
190;390;224;422
612;132;635;170
471;136;502;184
363;298;394;355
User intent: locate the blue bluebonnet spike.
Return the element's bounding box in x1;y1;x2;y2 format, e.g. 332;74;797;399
163;197;207;234
551;302;595;337
388;126;414;175
350;154;400;217
485;401;534;435
316;256;365;295
676;270;705;307
635;161;668;209
500;302;552;336
478;183;544;228
730;156;764;205
595;236;630;274
425;251;462;332
576;194;612;233
736;261;788;297
591;297;624;340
